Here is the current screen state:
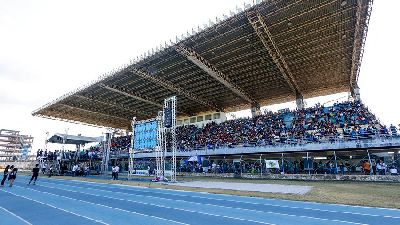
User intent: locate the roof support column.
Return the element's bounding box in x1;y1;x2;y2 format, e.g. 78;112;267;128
251;103;261;118
296;92;305;109
350;85;361;101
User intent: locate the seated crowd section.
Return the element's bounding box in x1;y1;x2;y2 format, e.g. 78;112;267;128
38;101;399;158
105;100;398;153
176;101;394;151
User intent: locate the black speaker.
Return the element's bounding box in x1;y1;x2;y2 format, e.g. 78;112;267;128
164;107;172;128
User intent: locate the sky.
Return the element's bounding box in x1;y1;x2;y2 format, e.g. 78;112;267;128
0;0;399;152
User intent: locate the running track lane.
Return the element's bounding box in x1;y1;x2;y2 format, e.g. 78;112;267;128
35;178;400;224
0;176;397;225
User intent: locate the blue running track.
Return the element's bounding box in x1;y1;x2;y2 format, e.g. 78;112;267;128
0;176;399;225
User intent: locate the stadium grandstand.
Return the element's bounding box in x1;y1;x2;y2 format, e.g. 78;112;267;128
32;0;400;177
0;129;34;169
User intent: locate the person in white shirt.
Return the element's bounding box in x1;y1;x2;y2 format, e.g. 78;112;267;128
376;161;382;175
72;164;77;177
381;162;387;175
389;166;398;175
114;165;120;180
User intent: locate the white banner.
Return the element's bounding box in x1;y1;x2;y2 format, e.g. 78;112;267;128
134;170;149;176
265;160;280;169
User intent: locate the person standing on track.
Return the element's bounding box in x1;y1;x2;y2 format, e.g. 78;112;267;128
28;164;40;185
1;165;10;187
8;167;18;187
114;164;120;180
111;165;115;180
48;166;53;178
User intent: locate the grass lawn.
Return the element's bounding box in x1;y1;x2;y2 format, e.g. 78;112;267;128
47;175;400;209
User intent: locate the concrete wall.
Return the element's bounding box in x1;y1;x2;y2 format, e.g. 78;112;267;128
177;172;400;182
177;111;227;127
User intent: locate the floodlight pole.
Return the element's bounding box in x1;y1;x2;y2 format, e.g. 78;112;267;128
128;117;136;180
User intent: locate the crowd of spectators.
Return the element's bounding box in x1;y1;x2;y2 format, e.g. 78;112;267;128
109;135;131;154
87;101;397;153
175;101;393;151
34;100;400;177
36;149;60;160
37;148;101;161
179;157;399;176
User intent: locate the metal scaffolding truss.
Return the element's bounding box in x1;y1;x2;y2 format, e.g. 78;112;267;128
99;84;163;110
130;67;217;111
101;131;112;173
350;0;374;87
246;9;302;99
175;44;256;105
0;129;33;161
163;96;177;182
155;111;164;180
128;117;136;180
128;96;176;182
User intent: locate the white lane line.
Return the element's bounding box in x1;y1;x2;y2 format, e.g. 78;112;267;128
38;180;369;225
0;206;32;225
37;181;369;225
0;188;108;225
16;185;188;225
41;179;400;220
24;185;276;225
40;177;400;214
47;180;372;225
32;182;276;225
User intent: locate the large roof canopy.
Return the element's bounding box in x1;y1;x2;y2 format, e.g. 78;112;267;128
32;0;373;130
47;133;102;145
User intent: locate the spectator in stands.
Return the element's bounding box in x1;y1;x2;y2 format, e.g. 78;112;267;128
363;160;371;175
0;165;10;187
338;161;345;175
390;124;397;136
376;160;383;175
380;161;387;175
389;166;398;175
